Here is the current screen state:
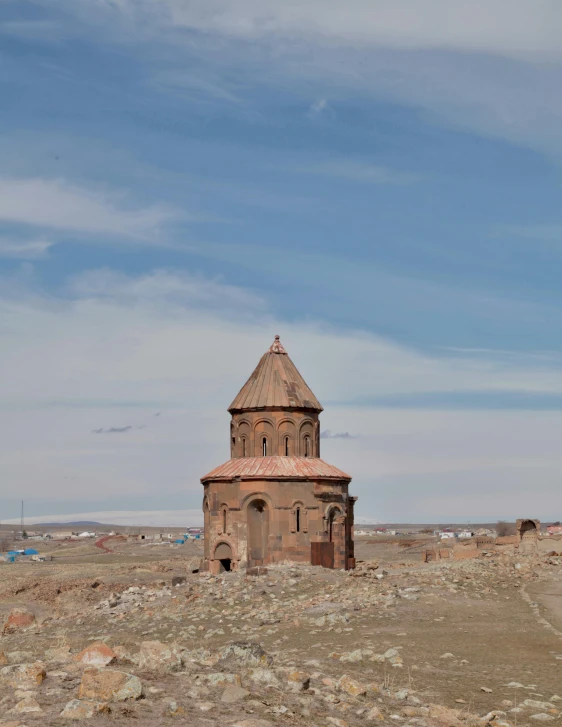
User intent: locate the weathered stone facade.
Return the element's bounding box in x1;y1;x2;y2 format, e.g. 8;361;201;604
201;336;356;573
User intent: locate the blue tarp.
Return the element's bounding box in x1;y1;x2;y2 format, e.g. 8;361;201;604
174;539;185;544
7;551;19;555
23;548;39;555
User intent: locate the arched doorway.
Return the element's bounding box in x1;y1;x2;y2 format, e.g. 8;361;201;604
520;520;537;538
214;541;233;572
248;499;269;566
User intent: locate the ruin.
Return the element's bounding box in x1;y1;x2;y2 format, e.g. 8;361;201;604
517;518;540;553
201;335;356;573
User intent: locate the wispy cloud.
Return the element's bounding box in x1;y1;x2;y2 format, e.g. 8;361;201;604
92;426;133;434
320;429;355;439
0;237;53;259
282;158;425;185
157;1;562;60
307;98;328;118
494;224;562;243
0;177;180;240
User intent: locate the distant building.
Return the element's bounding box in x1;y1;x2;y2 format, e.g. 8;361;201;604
547;525;562;535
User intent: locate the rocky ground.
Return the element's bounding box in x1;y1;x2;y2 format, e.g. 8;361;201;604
1;538;562;726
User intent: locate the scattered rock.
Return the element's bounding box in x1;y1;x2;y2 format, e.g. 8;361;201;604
8;696;43;714
220;642;273;667
221;685;250;703
338;674;366;697
78;668;143;702
162;699;186;716
60;699;111;719
287;670;310;692
0;662;46;687
138;640;182;671
2;609;36;634
74;642;117;667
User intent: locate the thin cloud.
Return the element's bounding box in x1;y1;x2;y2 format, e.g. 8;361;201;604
92;426;133;434
307;98;328;118
0;177;180;240
282;158;425;185
321;430;355;439
0;237;53;260
493;224;562;243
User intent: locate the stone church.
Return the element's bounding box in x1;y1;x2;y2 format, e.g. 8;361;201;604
201;335;356;573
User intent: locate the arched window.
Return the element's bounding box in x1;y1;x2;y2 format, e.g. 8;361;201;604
296;507;301;532
304;435;311;457
284;436;290;456
262;437;267;456
222;507;227;534
242;437;247;457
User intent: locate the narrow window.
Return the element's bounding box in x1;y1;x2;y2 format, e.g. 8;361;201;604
304;435;310;457
222;507;227;534
262;437;267;456
296;507;301;533
242;438;246;457
285;437;289;456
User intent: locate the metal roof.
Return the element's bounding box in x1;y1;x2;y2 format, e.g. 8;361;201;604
228;335;323;413
201;456;351;483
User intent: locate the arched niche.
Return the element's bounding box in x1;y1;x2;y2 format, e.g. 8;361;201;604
299;419;315;457
247;498;269;566
278;418;296;456
254;418;274;456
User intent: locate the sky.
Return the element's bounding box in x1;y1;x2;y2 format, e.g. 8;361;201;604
1;1;562;525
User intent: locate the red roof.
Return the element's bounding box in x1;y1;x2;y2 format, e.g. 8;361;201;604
201;456;351;483
228;335;323;413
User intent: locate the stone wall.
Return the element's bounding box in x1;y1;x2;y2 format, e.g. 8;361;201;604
203;477;354;573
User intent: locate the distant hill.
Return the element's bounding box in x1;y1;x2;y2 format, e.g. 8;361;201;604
31;521;103;527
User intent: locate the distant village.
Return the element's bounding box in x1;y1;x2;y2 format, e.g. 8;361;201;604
2;520;561;564
0;526;204;563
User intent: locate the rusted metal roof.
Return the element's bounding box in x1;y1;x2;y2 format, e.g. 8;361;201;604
201;456;350;483
228;335;323;413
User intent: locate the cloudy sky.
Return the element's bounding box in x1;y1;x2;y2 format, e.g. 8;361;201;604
2;1;562;525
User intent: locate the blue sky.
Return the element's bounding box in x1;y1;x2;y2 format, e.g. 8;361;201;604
2;1;562;525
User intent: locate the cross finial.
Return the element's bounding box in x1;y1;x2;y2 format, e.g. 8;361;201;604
269;334;287;354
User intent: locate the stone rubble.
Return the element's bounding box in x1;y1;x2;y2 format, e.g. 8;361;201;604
0;550;560;725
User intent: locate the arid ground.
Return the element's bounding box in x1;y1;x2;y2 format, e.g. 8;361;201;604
1;535;561;726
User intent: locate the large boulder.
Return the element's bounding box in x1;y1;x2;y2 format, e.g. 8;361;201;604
78;668;143;702
2;609;35;634
74;642;117;667
138;641;182;672
337;675;367;697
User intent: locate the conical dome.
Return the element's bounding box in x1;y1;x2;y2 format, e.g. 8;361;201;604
228;335;323;413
